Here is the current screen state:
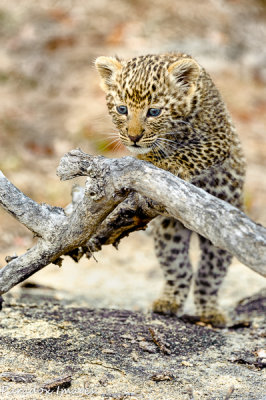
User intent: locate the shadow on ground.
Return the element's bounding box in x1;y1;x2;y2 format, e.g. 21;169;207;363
0;288;265;400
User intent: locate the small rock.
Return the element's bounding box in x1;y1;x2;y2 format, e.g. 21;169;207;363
257;349;266;358
181;360;193;367
121;334;134;340
256;350;266;369
98;376;109;386
139;341;157;353
131;351;139;362
151;373;173;382
102;349;115;354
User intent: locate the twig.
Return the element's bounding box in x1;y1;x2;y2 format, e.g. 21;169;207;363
88;360;125;375
224;386;235;400
149;327;171;355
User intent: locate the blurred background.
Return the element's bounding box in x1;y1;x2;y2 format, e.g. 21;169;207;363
0;0;265;309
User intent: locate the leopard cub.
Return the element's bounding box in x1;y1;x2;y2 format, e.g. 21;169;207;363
95;53;245;327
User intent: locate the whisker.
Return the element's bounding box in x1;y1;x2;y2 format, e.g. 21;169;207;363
91;132;120;145
156;138;179;152
158;137;178;145
112;141;124;152
151;144;164;162
154;140;170;159
104;134;120;140
100;137;121;152
96;129;120;137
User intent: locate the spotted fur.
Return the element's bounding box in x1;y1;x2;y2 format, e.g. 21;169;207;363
95;53;245;326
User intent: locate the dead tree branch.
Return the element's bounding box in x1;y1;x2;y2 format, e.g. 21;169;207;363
57;149;266;274
0;149;265;296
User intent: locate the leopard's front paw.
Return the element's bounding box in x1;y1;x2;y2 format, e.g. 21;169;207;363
198;310;228;328
152;297;181;315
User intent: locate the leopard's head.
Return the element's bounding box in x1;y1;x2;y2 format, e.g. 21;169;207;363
95;54;201;156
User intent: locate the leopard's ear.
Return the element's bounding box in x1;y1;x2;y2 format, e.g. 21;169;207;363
95;56;122;92
168;58;200;92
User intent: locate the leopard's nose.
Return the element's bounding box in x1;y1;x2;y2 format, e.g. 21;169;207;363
128;133;143;143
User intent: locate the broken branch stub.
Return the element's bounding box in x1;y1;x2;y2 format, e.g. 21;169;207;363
0;148;265;297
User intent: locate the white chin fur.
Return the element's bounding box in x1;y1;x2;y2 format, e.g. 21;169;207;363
126;146;151;155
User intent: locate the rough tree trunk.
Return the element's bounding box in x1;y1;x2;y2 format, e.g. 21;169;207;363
0;149;265;296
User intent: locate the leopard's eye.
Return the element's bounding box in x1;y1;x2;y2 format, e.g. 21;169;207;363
147;108;161;117
116;105;128;115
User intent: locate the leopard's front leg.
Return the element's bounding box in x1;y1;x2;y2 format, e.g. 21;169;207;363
152;217;193;315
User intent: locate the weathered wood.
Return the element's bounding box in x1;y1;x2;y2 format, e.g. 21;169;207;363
0;158;128;294
57;150;266;274
66;190;163;258
0;148;265;296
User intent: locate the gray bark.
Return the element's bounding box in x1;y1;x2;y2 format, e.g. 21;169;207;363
0;149;265;296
